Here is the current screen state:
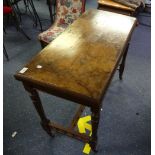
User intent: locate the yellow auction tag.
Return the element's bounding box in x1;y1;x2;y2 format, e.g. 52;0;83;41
83;143;91;154
77;115;92;154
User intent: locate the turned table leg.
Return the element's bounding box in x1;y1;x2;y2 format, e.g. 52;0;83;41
90;106;100;152
23;83;54;137
119;43;130;80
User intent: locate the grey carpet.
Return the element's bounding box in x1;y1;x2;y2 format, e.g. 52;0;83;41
3;0;151;155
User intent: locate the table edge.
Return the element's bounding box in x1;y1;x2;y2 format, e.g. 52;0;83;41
14;73;99;107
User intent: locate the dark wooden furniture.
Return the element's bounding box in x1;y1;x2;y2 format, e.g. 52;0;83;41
97;0;137;16
14;9;137;152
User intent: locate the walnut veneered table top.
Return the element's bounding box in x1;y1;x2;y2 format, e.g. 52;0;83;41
15;9;137;105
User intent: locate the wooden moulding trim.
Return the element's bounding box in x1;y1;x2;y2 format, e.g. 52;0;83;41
49;121;90;143
14;74;98;107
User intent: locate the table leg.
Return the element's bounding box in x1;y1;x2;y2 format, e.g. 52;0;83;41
90;106;100;152
23;83;54;136
119;43;129;80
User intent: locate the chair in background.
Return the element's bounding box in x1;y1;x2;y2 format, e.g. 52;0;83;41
3;2;31;61
5;0;43;31
23;0;43;31
38;0;86;48
3;4;30;40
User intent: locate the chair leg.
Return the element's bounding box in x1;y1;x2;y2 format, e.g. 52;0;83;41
3;44;9;61
40;41;47;49
14;3;22;22
12;11;31;40
19;27;31;40
53;1;56;20
47;0;56;23
28;0;43;31
3;27;7;34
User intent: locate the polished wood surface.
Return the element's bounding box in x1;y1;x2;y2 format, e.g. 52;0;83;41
15;9;137;151
98;0;134;11
15;9;136;104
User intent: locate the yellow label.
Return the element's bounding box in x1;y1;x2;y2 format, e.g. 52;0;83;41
77;115;92;154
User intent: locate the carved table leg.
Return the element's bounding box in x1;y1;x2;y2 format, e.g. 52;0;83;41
90;106;100;152
23;83;54;137
119;43;130;80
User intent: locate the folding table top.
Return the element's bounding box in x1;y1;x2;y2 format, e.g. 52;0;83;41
15;9;137;105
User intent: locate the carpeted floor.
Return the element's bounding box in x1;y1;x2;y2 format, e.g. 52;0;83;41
3;0;151;155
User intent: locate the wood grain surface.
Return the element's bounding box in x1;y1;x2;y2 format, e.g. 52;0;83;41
15;9;137;105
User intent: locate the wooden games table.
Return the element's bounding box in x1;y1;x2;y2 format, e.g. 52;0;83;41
14;9;137;152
